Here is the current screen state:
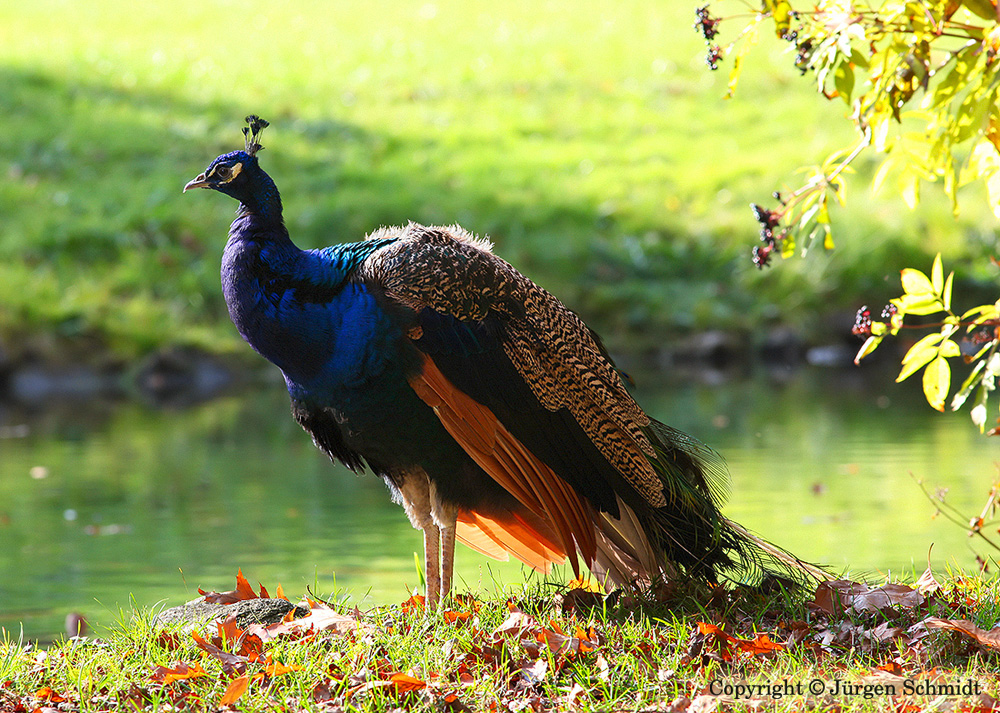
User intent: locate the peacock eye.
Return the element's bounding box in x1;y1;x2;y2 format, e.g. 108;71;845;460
215;165;232;179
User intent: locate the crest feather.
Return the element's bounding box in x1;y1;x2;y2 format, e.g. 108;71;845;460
242;115;269;156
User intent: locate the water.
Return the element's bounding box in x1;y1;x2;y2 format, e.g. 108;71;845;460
2;364;997;641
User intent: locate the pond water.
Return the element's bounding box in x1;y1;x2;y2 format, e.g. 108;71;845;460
2;363;998;641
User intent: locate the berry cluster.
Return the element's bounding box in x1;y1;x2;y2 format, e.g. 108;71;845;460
694;6;720;41
705;44;723;70
694;6;724;70
794;39;813;74
852;305;873;337
852;304;899;337
750;203;783;269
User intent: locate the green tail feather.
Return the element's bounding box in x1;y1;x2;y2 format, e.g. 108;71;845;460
643;419;829;587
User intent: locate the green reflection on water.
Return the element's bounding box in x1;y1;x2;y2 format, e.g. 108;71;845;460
1;366;996;640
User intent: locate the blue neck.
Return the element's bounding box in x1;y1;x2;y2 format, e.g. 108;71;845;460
236;170;284;226
221;225;398;384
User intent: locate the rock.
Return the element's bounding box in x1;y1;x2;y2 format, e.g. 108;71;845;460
7;364;123;403
154;597;308;633
135;347;234;407
759;326;804;365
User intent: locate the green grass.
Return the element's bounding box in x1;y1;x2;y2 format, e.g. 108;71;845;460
3;572;1000;712
0;0;995;357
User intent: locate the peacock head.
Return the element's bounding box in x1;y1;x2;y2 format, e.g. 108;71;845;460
184;116;281;218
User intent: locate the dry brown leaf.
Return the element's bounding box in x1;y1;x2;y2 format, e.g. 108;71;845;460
923;616;1000;650
248;599;362;641
492;609;539;637
810;579;924;616
191;631;249;676
915;551;941;595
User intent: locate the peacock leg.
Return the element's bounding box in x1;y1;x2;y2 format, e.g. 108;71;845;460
429;483;458;606
396;470;441;610
423;524;441;609
439;523;456;603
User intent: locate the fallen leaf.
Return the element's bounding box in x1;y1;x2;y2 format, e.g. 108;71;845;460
443;692;474;712
389;672;427;693
492;609;539;637
809;579;923;616
311;679;334;703
155;632;182;651
563;681;587;707
248;599;361;640
151;662;209;684
736;633;784;655
200;569;260;604
34;687;67;703
219;675;249;707
401;594;425;612
923;616;1000;650
191;631;249;675
518;659;548;686
851;583;924;613
262;655;302;678
443;610;473;624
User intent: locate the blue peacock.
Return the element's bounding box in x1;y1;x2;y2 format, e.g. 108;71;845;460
184;116;823;606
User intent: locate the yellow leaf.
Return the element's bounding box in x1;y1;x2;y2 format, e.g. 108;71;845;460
900;172;920;209
898;333;944;382
931;253;943;294
923;356;951;412
855;335;884;364
900;268;935;296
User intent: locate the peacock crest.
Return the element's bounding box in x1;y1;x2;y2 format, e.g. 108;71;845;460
242;115;269;156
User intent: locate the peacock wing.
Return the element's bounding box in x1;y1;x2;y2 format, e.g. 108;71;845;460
360;225;694;570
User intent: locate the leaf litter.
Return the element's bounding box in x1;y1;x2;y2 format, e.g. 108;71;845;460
4;568;1000;711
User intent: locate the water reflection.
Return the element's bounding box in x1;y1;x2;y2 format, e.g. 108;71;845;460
1;364;996;640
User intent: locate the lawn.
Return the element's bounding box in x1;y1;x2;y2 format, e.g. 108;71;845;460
3;569;1000;712
1;0;995;358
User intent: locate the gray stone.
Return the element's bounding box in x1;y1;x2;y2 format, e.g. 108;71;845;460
154;597;309;632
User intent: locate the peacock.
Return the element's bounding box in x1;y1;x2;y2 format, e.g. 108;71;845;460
184;116;824;606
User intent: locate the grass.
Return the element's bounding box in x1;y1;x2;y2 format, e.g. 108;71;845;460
1;0;996;359
3;570;1000;712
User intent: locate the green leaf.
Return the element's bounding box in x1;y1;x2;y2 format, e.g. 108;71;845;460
922;355;951;412
834;60;856;104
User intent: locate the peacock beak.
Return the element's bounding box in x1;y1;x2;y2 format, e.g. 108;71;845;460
183;173;209;192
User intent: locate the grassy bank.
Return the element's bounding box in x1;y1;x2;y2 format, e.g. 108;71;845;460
1;0;995;359
3;570;1000;712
